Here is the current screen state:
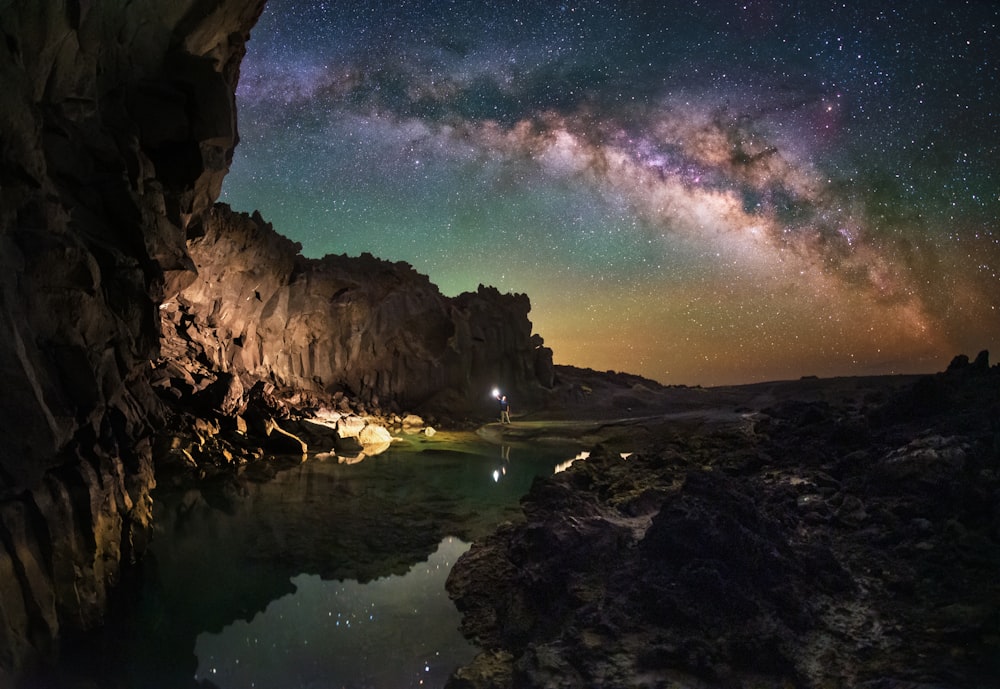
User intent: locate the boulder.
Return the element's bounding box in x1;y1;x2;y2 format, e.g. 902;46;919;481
337;416;368;439
334;435;365;456
402;414;426;429
290;419;340;452
264;423;307;456
359;424;393;446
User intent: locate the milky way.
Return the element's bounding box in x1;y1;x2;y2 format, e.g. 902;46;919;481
221;0;1000;385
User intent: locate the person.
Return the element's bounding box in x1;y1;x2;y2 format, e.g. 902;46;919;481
498;394;511;424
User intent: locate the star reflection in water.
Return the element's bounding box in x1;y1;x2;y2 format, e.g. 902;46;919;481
194;536;475;689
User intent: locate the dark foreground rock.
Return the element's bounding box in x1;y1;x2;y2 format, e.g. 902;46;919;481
0;0;266;678
447;357;1000;689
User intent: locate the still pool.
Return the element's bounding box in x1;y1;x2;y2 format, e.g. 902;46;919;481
193;537;473;689
35;433;573;689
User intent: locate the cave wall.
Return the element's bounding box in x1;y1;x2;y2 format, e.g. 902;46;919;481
0;0;266;675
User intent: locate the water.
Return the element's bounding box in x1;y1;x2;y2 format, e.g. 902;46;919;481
193;538;470;689
36;433;571;689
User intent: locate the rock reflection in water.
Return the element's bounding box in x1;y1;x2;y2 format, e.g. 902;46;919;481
194;537;474;689
30;438;570;688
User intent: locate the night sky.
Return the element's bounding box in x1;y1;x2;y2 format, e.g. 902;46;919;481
221;0;999;386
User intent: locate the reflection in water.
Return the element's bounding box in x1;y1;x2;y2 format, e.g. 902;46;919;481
492;444;512;483
32;436;575;688
194;537;474;689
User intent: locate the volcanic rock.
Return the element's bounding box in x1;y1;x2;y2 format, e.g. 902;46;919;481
158;204;554;417
0;0;265;674
446;365;1000;689
358;423;393;446
0;0;559;676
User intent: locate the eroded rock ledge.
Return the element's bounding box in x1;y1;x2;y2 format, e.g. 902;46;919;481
147;202;555;479
158;203;554;419
446;358;1000;689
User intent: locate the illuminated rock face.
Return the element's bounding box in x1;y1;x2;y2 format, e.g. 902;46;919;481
160;204;554;414
0;0;265;674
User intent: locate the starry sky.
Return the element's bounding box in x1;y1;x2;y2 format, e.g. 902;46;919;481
221;0;1000;386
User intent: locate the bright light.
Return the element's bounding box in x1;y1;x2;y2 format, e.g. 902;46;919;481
491;387;500;398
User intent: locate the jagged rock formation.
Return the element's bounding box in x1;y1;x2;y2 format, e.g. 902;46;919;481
0;0;256;676
158;204;554;417
446;358;1000;689
0;0;262;489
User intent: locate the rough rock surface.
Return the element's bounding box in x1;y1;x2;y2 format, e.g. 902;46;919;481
0;0;265;676
446;356;1000;689
158;203;554;416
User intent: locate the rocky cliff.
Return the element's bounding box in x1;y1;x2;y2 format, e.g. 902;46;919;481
0;0;269;675
0;0;552;678
158;203;553;419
